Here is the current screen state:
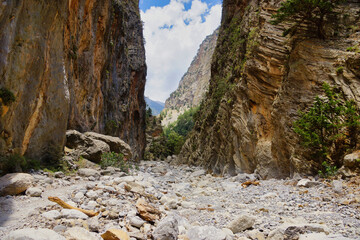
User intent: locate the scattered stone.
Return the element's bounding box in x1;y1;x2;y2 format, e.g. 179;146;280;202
61;209;89;219
186;226;227;240
65;227;101;240
54;171;65;178
4;228;65;240
332;180;343;194
42;210;61;220
136;198;161;222
25;187;42;197
101;229;130;240
227;214;255;233
129;216;146;228
296;179;320;188
153;214;179;240
0;173;34;196
190;169;206;178
87;217;100;232
343;151;360;169
78;168;100;178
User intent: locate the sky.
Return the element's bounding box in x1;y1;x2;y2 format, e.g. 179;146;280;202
140;0;222;102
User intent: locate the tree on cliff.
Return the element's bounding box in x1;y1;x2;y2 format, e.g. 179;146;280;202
271;0;344;39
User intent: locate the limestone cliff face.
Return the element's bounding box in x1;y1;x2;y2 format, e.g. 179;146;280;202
0;0;146;160
165;29;219;110
180;0;360;178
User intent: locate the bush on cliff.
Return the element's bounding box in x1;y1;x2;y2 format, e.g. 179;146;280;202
293;83;360;173
271;0;344;39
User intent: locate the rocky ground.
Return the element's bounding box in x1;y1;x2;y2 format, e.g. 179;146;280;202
1;157;360;240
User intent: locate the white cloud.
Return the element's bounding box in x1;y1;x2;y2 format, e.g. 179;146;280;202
141;0;222;102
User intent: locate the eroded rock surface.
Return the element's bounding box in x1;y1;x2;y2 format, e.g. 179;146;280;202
180;0;360;178
0;0;146;160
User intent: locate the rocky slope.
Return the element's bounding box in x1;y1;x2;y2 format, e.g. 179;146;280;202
0;160;359;239
180;0;360;178
161;28;219;126
0;0;146;160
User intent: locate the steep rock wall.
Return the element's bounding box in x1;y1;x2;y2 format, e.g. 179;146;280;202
0;0;146;160
180;0;360;178
165;28;219;110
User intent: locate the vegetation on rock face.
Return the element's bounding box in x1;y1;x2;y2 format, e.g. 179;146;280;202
293;83;360;174
271;0;344;38
0;87;16;105
100;152;130;173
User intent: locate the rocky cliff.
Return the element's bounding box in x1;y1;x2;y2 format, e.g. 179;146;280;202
165;28;219;110
180;0;360;178
0;0;146;160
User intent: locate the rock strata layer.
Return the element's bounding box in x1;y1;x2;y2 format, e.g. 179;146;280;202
0;0;146;160
180;0;360;178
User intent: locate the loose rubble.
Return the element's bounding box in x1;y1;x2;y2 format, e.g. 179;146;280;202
0;158;360;239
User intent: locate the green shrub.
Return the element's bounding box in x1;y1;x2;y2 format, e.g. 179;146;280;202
0;154;41;176
0;87;16;105
318;161;338;178
100;152;130;173
336;66;344;75
293;83;360;172
271;0;344;39
165;131;184;155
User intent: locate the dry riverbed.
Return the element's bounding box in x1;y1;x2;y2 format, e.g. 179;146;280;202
1;158;360;239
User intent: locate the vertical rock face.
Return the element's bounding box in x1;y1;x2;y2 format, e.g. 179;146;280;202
0;0;146;160
164;29;219;110
180;0;360;178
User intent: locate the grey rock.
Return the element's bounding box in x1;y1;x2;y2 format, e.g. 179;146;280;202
297;179;320;188
227;214;255;233
53;225;67;233
60;209;89;219
25;187;42;197
87;217;100;232
332;180;343;194
54;171;65;178
84;132;132;159
66;130;110;163
42;210;61;220
343;151;360;169
78;168;100;178
153;214;179;240
129;216;146;228
65;227;101;240
86;190;99;199
190;169;206;178
0;173;34;196
186;226;227;240
4;228;65;240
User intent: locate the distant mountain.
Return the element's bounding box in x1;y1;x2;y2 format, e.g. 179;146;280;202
145;97;165;116
161;28;219;126
164;28;219;110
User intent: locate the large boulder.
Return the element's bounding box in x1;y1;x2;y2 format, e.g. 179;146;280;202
85;132;132;159
4;228;65;240
0;173;34;196
66;130;132;163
